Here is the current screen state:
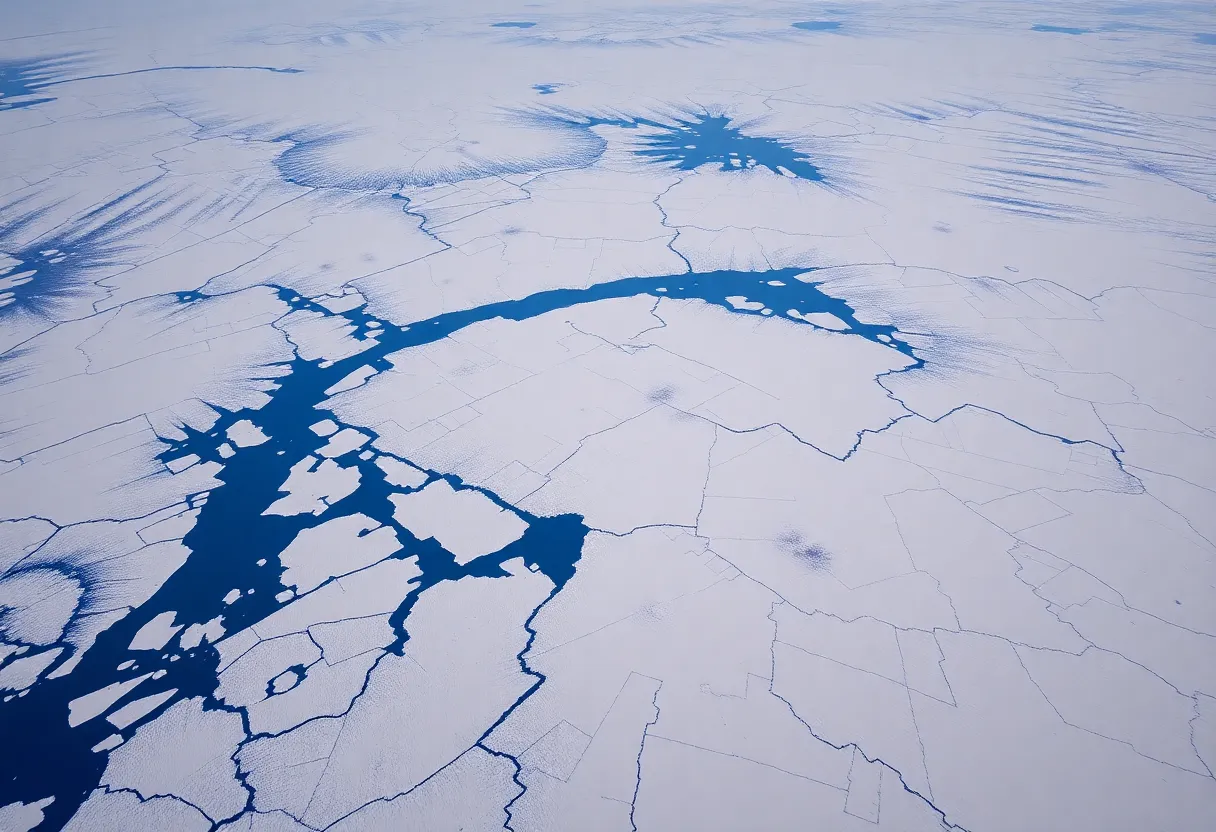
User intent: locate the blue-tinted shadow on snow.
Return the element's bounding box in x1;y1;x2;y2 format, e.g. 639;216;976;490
875;91;1162;221
1196;33;1216;44
872;98;994;124
492;21;537;29
0;54;85;112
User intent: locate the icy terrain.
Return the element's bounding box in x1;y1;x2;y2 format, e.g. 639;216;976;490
2;1;1215;830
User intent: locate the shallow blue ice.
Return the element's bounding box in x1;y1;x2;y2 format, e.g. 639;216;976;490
1031;24;1090;35
792;21;842;32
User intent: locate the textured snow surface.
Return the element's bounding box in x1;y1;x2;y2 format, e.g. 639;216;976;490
2;1;1216;830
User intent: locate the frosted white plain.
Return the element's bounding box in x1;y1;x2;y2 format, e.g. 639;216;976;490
1;1;1215;830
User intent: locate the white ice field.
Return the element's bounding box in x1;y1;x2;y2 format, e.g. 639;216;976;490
1;1;1215;830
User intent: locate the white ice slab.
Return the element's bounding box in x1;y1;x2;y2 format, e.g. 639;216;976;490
389;479;527;564
279;512;402;593
227;419;269;447
68;674;152;727
127;611;181;652
264;456;361;517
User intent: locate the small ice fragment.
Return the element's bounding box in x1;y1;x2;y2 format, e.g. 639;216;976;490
318;428;370;458
180;617;224;650
92;735;123;753
68;674;152;726
164;455;199;473
107;688;177;729
128;612;181;652
325;364;377;396
309;420;339;437
788;310;849;330
376;457;428;489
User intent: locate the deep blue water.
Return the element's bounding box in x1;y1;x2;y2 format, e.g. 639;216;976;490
0;255;916;827
538;111;825;180
1032;24;1090;34
492;21;537;29
792;21;842;32
533;83;560;95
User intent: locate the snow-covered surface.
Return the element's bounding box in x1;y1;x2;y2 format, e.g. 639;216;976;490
2;1;1215;829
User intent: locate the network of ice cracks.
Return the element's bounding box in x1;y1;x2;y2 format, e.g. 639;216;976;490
2;1;1216;830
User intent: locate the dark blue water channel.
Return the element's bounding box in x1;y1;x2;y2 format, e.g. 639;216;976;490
0;263;916;828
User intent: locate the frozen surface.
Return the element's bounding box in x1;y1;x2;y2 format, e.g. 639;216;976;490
2;1;1215;830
